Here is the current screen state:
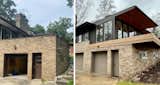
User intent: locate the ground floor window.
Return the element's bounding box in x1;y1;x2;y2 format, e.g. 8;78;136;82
139;51;148;60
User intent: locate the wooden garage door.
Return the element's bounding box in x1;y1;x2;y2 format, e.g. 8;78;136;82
76;53;83;71
93;52;107;75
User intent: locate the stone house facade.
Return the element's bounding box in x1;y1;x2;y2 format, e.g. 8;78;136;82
0;14;69;81
75;6;160;79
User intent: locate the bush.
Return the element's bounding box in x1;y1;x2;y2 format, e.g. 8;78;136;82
67;80;73;85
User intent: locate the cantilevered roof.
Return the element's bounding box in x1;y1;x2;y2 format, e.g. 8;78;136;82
76;6;158;35
115;6;157;30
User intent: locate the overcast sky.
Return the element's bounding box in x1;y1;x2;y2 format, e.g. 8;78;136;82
13;0;73;28
86;0;160;22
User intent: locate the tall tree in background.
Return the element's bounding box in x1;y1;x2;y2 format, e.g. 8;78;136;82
76;0;92;25
47;17;73;42
67;0;73;7
0;0;17;23
96;0;115;19
30;24;45;35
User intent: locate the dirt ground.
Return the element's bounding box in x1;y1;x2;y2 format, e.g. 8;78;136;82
76;73;118;85
0;76;55;85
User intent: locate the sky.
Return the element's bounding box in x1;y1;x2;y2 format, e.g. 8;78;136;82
13;0;73;28
86;0;160;23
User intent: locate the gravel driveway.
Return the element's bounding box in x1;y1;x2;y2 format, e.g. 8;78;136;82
76;73;118;85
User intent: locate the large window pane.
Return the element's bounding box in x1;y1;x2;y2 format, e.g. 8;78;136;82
116;21;123;39
84;32;89;41
128;26;135;37
96;24;104;42
104;21;112;40
123;24;128;38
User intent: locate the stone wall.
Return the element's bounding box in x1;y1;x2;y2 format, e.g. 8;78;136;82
75;34;160;79
56;37;69;75
0;36;57;80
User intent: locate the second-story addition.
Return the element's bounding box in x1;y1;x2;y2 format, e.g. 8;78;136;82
76;6;157;43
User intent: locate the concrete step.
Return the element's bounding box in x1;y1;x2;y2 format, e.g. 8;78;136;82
56;79;68;85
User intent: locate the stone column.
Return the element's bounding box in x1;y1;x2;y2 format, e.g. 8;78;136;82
0;53;4;77
27;53;32;80
83;52;92;74
107;50;112;76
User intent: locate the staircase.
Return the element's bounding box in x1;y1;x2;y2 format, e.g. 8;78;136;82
56;64;73;85
132;61;160;83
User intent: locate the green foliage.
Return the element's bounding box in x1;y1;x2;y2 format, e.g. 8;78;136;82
67;0;73;7
0;0;17;22
30;24;45;35
47;17;73;42
117;81;157;85
67;80;73;85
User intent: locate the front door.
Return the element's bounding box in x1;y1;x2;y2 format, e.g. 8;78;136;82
32;53;41;79
112;50;119;77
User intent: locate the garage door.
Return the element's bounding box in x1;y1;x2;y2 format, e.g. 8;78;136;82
4;54;28;76
76;53;83;71
92;52;107;75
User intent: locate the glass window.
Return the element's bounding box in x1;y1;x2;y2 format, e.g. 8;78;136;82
128;26;135;37
84;32;89;41
104;21;112;40
78;35;82;42
116;21;123;39
96;24;104;42
82;33;85;41
123;24;128;38
139;51;147;59
153;49;159;59
76;36;79;43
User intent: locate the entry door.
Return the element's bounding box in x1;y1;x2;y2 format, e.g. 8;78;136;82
112;50;119;77
32;53;42;79
93;52;107;75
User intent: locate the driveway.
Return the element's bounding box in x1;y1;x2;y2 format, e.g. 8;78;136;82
76;73;118;85
0;76;55;85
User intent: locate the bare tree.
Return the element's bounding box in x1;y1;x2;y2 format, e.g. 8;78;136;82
96;0;116;19
152;13;160;36
76;0;92;25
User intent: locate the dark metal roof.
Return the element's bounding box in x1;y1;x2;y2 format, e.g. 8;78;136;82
0;16;29;36
115;6;157;30
76;22;96;36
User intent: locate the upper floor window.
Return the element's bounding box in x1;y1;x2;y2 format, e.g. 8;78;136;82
104;21;112;40
84;32;89;41
96;21;112;42
123;24;128;38
116;20;142;39
82;32;89;41
78;35;82;43
96;24;104;42
116;21;122;39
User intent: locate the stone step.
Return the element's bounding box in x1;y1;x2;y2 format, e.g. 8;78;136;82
56;79;68;85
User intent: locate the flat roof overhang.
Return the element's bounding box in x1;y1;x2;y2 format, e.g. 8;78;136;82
76;22;96;36
115;6;158;32
133;41;160;49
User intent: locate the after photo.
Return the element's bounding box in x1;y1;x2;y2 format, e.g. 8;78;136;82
75;0;160;85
